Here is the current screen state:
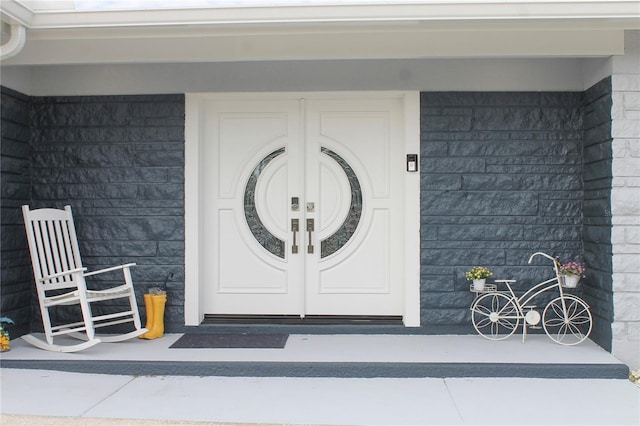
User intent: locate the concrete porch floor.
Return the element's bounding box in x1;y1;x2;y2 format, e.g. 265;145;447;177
0;332;630;378
1;334;638;425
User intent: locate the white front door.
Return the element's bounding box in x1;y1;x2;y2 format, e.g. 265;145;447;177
195;93;415;318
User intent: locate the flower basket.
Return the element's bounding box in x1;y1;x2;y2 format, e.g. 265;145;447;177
561;275;580;288
558;262;585;288
466;267;492;291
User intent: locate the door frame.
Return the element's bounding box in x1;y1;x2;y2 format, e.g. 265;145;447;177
184;91;420;326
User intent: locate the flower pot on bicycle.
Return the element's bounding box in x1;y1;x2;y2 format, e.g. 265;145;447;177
561;275;580;288
473;279;486;291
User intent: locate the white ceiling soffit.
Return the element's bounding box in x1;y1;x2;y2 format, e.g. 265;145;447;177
1;0;638;65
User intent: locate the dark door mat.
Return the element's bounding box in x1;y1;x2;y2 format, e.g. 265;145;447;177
170;333;289;349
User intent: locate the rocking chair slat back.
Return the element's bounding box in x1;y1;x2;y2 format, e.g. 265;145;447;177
24;206;82;290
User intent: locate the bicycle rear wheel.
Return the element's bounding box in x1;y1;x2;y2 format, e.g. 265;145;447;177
542;295;592;345
471;293;520;340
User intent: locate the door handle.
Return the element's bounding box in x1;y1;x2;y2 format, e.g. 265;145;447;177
307;219;314;254
291;219;299;254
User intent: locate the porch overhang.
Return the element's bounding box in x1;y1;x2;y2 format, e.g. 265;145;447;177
1;0;639;66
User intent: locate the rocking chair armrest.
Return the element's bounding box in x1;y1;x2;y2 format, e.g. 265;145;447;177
84;263;136;277
40;267;87;282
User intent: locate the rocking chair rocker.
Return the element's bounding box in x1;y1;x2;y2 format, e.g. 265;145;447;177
21;205;147;352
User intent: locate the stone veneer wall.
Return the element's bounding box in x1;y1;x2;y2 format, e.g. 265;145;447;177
0;87;33;335
420;92;584;329
28;94;186;331
582;78;614;350
611;31;640;369
4;86;630;360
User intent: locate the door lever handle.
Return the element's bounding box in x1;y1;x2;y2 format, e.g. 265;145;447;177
291;219;299;254
307;219;314;254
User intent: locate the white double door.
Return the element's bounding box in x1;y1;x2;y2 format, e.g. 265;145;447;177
203;94;407;317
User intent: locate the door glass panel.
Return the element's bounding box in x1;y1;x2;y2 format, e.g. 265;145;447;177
244;148;286;259
320;147;362;258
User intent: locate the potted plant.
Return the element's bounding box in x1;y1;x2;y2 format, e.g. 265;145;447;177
559;261;585;288
0;317;14;352
466;266;492;291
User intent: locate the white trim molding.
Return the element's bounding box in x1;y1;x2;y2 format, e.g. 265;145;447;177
4;1;640;29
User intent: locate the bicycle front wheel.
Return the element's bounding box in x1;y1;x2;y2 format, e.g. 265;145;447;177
471;293;520;340
543;295;593;345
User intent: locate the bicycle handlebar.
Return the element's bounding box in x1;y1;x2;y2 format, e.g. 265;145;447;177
528;252;562;279
528;252;557;264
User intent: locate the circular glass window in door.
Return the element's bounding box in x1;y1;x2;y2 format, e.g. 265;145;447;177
320;147;363;258
244;148;286;259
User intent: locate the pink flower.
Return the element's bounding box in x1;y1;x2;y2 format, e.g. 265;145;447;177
559;261;585;276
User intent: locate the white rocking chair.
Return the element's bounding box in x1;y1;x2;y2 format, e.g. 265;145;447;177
21;205;147;352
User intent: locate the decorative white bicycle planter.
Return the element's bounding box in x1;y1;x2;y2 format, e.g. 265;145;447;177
470;252;593;345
